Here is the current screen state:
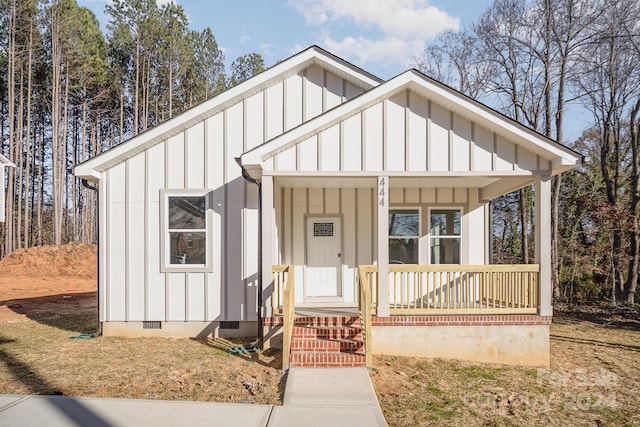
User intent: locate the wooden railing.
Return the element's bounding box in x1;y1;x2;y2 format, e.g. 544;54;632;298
359;264;540;315
272;265;289;315
357;265;376;367
273;265;295;370
387;264;539;314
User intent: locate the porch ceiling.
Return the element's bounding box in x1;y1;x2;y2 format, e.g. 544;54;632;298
275;174;535;201
276;175;520;189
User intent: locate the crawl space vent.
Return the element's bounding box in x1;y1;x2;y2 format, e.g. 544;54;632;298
220;321;240;330
142;321;162;329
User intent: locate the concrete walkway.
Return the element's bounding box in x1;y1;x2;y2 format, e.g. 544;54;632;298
0;368;387;427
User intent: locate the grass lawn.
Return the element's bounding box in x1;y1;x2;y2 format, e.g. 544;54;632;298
371;316;640;426
1;308;638;426
0;312;284;405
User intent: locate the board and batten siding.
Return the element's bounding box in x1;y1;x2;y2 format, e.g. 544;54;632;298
272;90;550;174
275;184;485;304
101;65;364;322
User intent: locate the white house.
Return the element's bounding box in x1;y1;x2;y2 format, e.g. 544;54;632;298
0;153;16;223
75;46;582;367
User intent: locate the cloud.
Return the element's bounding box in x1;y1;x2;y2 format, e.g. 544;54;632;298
320;36;426;68
288;0;459;66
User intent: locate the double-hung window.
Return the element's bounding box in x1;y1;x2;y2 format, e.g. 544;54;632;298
429;209;461;264
388;209;420;264
162;191;210;271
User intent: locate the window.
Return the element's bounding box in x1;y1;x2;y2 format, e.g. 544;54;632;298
313;222;334;237
389;209;419;264
163;192;210;270
429;209;461;264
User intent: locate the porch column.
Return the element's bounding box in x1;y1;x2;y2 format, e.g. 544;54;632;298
535;175;552;316
377;176;390;317
261;175;275;317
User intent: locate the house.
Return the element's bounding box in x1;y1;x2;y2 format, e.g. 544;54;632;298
75;46;582;368
0;153;16;223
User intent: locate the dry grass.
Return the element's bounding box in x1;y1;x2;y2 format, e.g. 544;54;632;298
2;312;637;426
371;317;640;426
0;312;284;405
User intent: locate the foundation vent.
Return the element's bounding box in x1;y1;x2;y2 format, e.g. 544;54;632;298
142;321;162;329
220;321;239;329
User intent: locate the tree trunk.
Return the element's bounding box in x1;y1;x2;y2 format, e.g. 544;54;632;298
23;17;34;248
134;30;140;135
519;188;528;263
624;98;640;304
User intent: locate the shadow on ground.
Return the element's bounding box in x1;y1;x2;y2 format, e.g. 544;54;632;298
0;336;111;426
0;292;98;333
553;303;640;331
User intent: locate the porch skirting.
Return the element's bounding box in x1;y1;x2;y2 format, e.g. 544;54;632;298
263;314;551;367
371;314;550;367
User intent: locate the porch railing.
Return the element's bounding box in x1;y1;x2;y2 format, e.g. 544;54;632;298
386;264;539;314
272;265;295;370
272;265;289;315
357;265;376;367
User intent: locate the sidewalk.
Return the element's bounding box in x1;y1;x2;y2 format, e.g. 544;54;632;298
0;368;388;427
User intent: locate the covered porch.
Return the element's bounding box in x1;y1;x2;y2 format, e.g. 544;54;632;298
263;173;553;369
263;173;552;319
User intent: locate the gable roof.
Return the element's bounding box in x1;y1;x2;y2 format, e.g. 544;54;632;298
74;45;382;181
240;69;582;176
0;153;16;167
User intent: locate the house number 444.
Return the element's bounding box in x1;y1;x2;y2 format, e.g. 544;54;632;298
378;177;387;207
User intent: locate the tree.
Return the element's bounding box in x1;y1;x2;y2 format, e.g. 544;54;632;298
0;0;263;258
230;53;264;86
573;0;640;303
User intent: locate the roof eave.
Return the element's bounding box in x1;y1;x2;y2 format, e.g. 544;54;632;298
0;154;16;167
75;45;382;175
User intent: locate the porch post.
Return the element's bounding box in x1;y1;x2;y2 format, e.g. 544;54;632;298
535;175;552;316
261;175;275;317
377;176;390;317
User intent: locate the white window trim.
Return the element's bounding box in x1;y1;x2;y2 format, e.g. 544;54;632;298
427;206;463;265
389;206;422;265
160;189;213;273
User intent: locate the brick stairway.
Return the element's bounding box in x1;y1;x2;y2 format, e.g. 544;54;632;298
288;316;367;368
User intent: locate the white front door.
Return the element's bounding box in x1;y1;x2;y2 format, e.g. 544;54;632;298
305;217;342;299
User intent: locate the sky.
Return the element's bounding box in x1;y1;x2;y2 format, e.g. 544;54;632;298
78;0;493;80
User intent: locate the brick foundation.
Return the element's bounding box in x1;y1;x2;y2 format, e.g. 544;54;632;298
371;314;552;326
264;314;552;367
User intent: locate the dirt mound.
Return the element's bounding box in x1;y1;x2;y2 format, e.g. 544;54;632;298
0;243;97;278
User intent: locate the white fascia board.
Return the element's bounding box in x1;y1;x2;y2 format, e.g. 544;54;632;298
551;157;581;175
73;167;102;182
74;46;381;179
0;153;16;167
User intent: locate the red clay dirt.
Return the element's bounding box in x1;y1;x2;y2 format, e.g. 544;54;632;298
0;243;97;323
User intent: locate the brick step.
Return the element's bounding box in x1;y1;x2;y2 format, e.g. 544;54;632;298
289;351;367;368
293;316;361;327
290;337;363;352
292;325;362;340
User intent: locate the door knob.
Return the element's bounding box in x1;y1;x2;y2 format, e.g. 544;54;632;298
337;253;342;258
